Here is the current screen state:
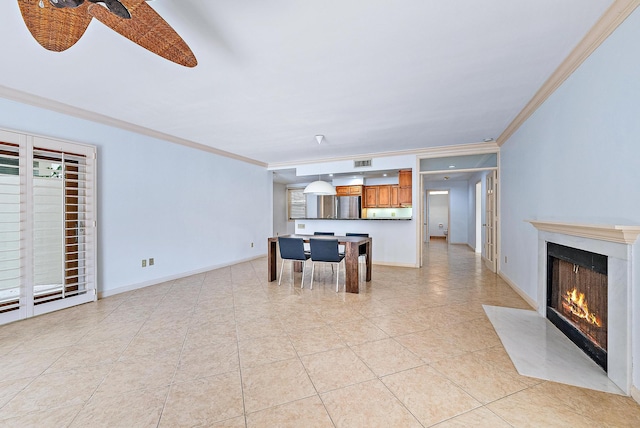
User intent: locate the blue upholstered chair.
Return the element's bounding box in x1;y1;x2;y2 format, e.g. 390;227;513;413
313;232;335;235
278;237;310;288
309;238;345;292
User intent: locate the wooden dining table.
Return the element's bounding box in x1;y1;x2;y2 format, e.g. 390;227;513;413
267;234;372;293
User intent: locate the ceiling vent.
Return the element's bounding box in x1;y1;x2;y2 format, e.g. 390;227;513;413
354;159;372;168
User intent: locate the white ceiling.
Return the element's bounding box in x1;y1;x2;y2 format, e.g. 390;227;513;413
0;0;614;165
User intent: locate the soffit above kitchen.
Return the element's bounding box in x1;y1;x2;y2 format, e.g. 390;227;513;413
0;1;620;165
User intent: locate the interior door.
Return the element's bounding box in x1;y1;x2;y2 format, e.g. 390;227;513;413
484;170;497;272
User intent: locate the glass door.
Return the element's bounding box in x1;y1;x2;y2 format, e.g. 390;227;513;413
0;131;97;325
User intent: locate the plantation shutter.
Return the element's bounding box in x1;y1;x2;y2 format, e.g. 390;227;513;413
0;131;97;325
288;188;306;220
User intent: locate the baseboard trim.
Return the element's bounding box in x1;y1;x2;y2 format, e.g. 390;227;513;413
631;385;640;404
98;254;266;299
372;261;418;268
498;270;538;310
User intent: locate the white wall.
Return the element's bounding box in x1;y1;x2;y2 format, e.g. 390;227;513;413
0;98;272;297
294;219;416;267
499;8;640;392
272;182;290;236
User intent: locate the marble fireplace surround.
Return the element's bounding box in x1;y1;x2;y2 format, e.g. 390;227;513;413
528;221;640;395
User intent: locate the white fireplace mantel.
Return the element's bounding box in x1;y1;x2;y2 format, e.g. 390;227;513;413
527;220;640;245
529;219;638;394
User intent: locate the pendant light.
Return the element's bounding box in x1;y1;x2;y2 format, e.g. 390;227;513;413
303;179;336;195
302;135;336;195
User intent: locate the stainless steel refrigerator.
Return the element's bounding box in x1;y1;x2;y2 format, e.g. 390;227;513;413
337;196;362;219
316;195;337;219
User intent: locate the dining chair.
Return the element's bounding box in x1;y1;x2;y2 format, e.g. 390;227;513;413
309;238;345;292
278;237;310;288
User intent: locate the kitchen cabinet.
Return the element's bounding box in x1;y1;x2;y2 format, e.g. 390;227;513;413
391;185;399;207
398;169;412;206
377;185;391;207
399;169;412;187
336;185;362;196
364;186;377;208
362;170;412;208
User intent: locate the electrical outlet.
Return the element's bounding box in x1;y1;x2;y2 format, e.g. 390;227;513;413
298;223;305;229
250;242;254;248
149;258;154;266
504;256;508;264
142;259;147;268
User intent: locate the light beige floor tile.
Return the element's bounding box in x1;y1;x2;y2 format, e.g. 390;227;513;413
301;347;376;393
0;348;68;383
487;384;596;427
70;386;168;428
432;407;511;427
431;351;530;404
368;313;426;337
96;353;179;394
529;381;640;428
246;395;333;428
472;346;543;387
287;324;346;356
208;416;247;427
160;371;244;427
2;242;638;427
394;328;467;363
330;319;389;346
0;377;33;409
321;379;422;427
381;365;482;426
0;365;111;418
351;338;424;377
238;334;297;368
0;404;82;428
174;341;239;382
241;358;316;413
45;338;130;374
236;316;285;341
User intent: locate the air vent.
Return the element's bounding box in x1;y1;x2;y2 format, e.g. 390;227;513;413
354;159;372;168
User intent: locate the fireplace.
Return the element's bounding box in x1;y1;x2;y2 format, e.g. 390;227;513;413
546;242;607;371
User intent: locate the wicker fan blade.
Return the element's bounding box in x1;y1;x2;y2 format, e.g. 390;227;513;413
17;0;92;52
87;0;197;67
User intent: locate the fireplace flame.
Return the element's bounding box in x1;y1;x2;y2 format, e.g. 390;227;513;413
562;288;601;327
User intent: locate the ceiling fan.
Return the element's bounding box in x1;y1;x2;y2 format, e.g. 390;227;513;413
17;0;197;67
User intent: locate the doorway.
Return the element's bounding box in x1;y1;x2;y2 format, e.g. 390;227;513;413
427;190;449;242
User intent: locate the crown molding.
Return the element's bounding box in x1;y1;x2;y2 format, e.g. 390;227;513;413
0;85;267;167
497;0;640;147
527;220;640;245
267;141;499;169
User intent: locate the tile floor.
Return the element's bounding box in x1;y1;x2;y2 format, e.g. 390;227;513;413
1;241;639;427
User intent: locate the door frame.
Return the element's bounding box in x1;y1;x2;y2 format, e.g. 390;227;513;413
415;145;500;269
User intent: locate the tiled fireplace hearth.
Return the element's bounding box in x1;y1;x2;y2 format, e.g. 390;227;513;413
529;221;640;395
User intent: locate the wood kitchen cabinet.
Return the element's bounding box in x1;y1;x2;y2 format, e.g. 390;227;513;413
377;185;391;207
336;185;362;196
364;186;377;208
399;169;412;187
398;169;412;206
391;185;399;207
